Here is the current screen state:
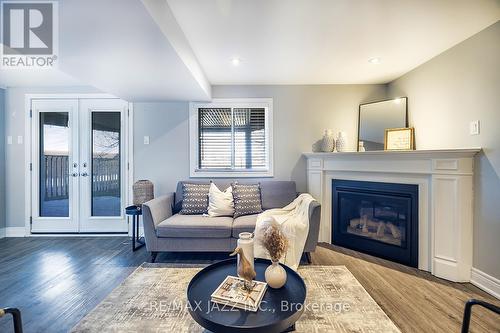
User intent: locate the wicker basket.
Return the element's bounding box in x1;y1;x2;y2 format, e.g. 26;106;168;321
133;180;154;205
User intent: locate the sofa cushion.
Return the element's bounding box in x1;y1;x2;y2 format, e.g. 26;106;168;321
232;214;259;237
156;214;233;238
179;183;210;215
175;181;215;213
232;183;263;218
208;183;234;217
260;181;297;210
174;180;297;213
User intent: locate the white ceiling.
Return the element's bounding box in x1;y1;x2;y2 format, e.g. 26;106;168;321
1;0;212;101
56;0;210;101
1;0;499;99
167;0;500;84
0;67;83;88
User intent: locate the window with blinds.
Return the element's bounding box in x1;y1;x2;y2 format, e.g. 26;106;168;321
198;107;267;171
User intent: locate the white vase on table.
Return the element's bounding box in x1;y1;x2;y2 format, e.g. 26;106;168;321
265;260;287;289
237;232;254;271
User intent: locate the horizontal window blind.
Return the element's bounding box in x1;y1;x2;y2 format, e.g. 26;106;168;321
234;108;266;169
198;107;267;170
199;108;232;169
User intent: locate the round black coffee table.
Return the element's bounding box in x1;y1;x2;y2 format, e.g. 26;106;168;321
187;258;306;333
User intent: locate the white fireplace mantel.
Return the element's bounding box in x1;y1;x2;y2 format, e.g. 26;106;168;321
304;148;481;282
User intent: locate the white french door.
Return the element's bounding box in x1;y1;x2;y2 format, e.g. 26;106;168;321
31;98;129;233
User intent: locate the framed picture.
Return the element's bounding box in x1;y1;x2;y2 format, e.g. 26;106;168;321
384;127;415;150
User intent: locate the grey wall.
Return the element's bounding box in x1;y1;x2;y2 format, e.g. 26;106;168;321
133;102;191;196
133;85;386;195
387;21;500;279
4;86;100;229
0;88;5;234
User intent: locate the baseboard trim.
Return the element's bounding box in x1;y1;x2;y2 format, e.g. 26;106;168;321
30;233;128;237
5;227;27;237
471;267;500;300
0;227;5;238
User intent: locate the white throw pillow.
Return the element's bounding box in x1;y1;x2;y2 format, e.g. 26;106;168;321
208;183;235;217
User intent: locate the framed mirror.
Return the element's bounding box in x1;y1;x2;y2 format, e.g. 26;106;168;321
357;97;408;151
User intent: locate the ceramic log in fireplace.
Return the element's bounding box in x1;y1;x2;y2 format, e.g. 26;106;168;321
332;179;418;267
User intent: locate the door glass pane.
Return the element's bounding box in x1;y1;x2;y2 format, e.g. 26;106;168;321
40;112;70;217
92;112;121;216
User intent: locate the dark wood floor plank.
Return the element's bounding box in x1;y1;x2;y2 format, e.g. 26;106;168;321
0;238;499;333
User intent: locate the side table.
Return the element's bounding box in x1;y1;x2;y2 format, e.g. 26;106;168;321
125;205;145;251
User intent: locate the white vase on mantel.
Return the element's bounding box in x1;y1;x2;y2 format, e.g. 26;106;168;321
336;131;348;152
358;141;366;152
321;129;335;152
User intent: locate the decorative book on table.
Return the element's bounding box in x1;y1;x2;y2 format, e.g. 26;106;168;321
211;276;268;312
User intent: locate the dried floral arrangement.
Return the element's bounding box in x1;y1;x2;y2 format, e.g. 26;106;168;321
262;224;289;262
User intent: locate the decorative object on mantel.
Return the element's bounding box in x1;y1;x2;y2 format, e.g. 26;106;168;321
336;131;348;152
358;97;408;151
358;141;366;152
321;129;335;152
262;224;289;288
132;180;154;206
384;127;415;150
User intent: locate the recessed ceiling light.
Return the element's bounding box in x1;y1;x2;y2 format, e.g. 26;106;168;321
368;57;381;64
231;57;241;66
393;98;402;104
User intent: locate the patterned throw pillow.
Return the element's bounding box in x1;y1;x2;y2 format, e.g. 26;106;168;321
179;183;210;215
232;183;263;218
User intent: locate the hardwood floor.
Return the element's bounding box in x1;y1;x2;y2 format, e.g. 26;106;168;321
314;244;499;333
0;237;498;333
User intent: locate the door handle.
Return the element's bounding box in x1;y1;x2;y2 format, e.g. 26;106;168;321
81;172;89;177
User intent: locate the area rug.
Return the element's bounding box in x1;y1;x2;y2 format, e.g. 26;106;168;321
72;263;400;333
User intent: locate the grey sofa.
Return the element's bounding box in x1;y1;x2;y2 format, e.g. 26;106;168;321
142;180;321;263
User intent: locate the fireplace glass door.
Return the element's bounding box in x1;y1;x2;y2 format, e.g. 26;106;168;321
332;179;418;267
339;193;409;248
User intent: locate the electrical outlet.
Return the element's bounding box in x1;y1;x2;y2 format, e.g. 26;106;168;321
143;136;150;145
469;120;480;135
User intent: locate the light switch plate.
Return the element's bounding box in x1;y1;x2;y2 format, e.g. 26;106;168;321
7;136;12;145
143;136;150;145
17;135;23;144
469;120;480;135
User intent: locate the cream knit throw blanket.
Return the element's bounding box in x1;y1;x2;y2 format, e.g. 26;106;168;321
254;193;316;270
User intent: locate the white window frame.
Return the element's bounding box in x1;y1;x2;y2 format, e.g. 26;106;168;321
189;98;273;178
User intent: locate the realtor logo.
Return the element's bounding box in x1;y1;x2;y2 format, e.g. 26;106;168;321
1;1;58;68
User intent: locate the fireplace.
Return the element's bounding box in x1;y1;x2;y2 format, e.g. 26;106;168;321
332;179;418;267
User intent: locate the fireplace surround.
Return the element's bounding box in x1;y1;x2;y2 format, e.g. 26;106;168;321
332;179;418;267
304;148;480;282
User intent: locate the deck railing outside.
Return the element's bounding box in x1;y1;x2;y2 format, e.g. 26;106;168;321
43;155;120;200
